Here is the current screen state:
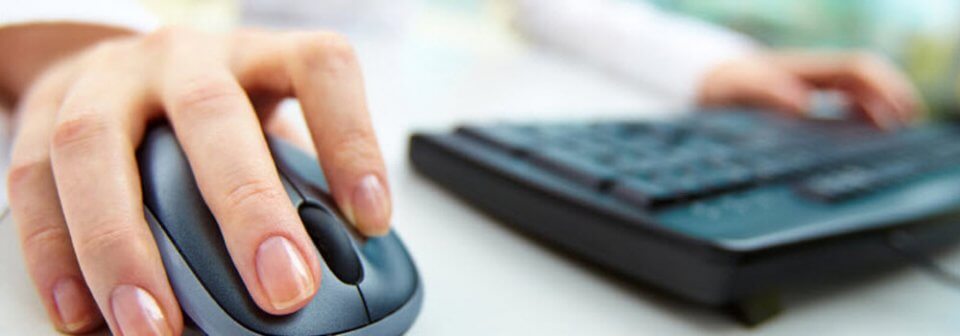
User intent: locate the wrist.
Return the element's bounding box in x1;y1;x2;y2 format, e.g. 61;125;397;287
0;22;136;105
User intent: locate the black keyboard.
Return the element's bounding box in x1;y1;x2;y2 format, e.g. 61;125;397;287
409;110;960;324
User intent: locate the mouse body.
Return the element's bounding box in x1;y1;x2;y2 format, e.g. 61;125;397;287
137;125;422;335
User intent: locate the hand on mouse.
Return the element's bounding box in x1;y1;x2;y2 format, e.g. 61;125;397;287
698;51;922;129
4;25;391;335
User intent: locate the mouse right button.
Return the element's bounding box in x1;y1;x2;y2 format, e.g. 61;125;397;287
357;232;419;321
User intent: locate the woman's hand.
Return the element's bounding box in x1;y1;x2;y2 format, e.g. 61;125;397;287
699;51;922;129
8;26;391;335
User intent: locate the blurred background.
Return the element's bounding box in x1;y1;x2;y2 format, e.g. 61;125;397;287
137;0;960;116
4;2;960;334
652;0;960;115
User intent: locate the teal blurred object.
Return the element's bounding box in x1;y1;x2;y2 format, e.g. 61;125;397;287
645;0;960;116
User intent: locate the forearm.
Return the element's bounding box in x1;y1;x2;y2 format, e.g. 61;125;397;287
0;22;135;105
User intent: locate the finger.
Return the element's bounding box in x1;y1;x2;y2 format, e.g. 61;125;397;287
8;65;103;334
699;57;811;116
855;94;900;131
266;113;314;154
742;77;811;116
283;32;391;236
248;90;314;151
771;52;920;126
230;31;391;235
49;56;182;335
842;56;919;124
157;30;321;315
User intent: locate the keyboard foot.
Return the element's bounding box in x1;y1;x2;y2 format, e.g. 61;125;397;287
726;292;782;326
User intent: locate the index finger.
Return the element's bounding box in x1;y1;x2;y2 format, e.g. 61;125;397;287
155;29;322;315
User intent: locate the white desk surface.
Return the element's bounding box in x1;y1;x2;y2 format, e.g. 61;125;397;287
2;9;960;336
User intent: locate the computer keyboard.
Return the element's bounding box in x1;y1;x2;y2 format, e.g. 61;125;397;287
460;112;960;205
409;110;960;324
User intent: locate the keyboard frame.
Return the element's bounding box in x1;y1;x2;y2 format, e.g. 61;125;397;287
409;129;960;325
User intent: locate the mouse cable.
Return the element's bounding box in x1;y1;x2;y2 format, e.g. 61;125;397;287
885;230;960;292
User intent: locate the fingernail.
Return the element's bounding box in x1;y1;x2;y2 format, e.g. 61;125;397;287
110;285;171;336
342;203;356;227
256;236;314;311
52;278;97;332
350;174;391;235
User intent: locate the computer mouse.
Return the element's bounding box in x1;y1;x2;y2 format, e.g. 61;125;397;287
137;124;422;335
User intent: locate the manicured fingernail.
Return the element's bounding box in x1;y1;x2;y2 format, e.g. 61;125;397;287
52;278;98;332
256;236;314;311
350;174;391;235
110;285;171;336
342;203;356;227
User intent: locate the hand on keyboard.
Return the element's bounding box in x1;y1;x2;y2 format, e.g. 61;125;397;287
699;51;921;129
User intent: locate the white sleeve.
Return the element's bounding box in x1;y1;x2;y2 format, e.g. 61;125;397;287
0;0;159;32
515;0;756;106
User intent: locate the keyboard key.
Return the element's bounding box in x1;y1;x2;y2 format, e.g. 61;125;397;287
460;114;960;205
796;162;918;202
611;178;680;207
458;126;535;154
530;149;615;187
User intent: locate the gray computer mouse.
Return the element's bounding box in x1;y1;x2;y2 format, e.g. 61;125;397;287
137;124;422;335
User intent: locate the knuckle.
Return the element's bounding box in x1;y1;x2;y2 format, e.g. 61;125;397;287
328;129;380;166
50;114;112;153
78;42;116;64
144;26;194;49
73;221;141;260
80;38;141;69
845;52;882;75
84;39;128;59
295;32;357;73
223;176;285;210
24;62;77;103
332;128;377;152
21;224;71;256
169;75;240;118
7;158;50;193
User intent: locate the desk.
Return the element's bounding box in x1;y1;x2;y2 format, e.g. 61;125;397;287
2;9;959;336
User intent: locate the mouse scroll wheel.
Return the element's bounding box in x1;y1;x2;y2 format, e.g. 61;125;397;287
298;205;364;285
